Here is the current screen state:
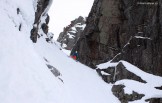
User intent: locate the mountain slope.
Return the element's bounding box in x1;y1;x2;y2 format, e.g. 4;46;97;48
1;0;162;103
0;0;119;103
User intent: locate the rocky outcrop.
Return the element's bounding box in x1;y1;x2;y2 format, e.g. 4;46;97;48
74;0;162;76
96;62;146;83
112;85;145;103
57;16;86;50
30;0;53;43
46;64;61;77
155;86;162;90
146;98;162;103
97;61;162;103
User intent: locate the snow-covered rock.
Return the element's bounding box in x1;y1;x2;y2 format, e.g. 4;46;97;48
57;16;86;55
97;61;162;103
30;0;53;43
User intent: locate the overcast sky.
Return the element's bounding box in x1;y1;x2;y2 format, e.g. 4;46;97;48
48;0;94;40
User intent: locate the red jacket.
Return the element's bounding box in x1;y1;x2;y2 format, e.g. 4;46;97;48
71;55;77;60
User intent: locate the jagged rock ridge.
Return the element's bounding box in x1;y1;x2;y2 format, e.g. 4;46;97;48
57;16;86;50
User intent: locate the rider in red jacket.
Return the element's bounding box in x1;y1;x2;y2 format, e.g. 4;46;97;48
71;51;78;60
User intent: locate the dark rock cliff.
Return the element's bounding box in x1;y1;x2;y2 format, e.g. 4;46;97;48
57;16;86;50
30;0;52;43
74;0;162;76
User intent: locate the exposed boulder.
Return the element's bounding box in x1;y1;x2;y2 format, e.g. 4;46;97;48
96;62;146;83
115;62;146;83
155;86;162;90
146;98;162;103
112;85;145;103
57;16;86;50
46;64;61;77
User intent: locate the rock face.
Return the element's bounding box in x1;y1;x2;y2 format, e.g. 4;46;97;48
57;16;86;50
97;61;162;103
96;62;146;83
74;0;162;76
112;85;145;103
30;0;53;43
73;0;162;103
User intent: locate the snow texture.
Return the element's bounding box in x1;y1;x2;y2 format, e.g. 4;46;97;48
0;0;119;103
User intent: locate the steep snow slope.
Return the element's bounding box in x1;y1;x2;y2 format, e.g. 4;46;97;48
0;0;119;103
34;37;120;103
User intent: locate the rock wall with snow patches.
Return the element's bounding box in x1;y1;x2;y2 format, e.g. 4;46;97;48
74;0;162;76
73;0;162;102
30;0;53;43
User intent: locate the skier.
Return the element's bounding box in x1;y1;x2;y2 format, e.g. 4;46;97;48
71;51;78;60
